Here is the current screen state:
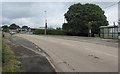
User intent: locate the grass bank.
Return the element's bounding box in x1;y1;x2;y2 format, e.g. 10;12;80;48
2;33;21;72
0;33;2;73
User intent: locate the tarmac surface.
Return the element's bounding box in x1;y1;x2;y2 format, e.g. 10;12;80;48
47;35;118;48
4;36;56;72
16;34;118;72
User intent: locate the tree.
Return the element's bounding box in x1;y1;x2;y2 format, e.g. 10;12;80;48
56;27;62;30
2;25;9;32
22;25;29;29
118;19;120;25
62;3;108;36
9;23;20;30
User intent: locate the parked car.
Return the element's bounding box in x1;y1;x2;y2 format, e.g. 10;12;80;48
10;31;16;34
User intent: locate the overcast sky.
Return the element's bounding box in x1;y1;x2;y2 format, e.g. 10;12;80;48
1;2;119;28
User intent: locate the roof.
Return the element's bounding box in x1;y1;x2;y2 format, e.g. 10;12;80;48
100;25;119;28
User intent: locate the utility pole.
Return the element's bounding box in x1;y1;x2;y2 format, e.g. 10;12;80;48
44;11;47;35
89;28;91;37
88;22;92;37
118;21;120;39
113;22;115;39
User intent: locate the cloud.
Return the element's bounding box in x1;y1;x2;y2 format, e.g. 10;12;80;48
2;18;12;25
104;4;118;25
11;17;44;28
2;2;36;19
2;2;73;28
2;2;118;28
1;0;119;2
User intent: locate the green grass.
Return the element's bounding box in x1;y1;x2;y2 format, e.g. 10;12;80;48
2;33;21;72
4;33;11;38
0;33;2;73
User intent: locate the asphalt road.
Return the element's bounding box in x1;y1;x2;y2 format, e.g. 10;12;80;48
15;34;118;72
47;35;118;48
5;35;56;72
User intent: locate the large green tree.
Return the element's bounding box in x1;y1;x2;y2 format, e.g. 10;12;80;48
9;23;20;30
62;3;108;36
22;25;29;29
2;25;9;32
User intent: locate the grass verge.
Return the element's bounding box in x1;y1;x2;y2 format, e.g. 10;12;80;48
0;33;2;73
2;33;21;72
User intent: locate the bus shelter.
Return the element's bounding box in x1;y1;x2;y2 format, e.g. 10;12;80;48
100;25;119;39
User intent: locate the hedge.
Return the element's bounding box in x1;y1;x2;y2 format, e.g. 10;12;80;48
33;29;65;35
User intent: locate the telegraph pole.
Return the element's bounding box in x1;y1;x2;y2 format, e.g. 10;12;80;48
118;21;120;39
113;22;115;39
44;11;47;35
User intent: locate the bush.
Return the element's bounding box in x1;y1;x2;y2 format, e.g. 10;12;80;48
3;28;9;32
33;29;65;35
33;29;44;35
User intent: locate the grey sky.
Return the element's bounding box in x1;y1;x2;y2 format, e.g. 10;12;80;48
1;2;118;28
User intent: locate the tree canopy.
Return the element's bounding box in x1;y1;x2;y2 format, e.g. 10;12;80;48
22;25;29;29
2;25;9;32
9;23;20;30
62;3;108;36
118;19;120;25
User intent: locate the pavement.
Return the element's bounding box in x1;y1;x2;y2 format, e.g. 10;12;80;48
15;34;118;72
4;35;56;72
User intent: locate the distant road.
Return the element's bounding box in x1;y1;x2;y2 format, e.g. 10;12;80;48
16;34;118;72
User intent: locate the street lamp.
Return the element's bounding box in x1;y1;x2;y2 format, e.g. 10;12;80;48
87;22;92;37
118;21;120;39
44;11;47;35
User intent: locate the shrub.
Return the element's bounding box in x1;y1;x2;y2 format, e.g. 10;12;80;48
33;29;65;35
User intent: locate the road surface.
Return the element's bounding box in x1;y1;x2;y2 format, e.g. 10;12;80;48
15;34;118;72
4;35;56;72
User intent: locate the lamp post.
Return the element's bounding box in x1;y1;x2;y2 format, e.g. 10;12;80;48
44;11;47;35
87;22;92;37
118;21;120;39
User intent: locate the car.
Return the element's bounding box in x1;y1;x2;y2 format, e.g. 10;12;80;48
10;31;16;34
